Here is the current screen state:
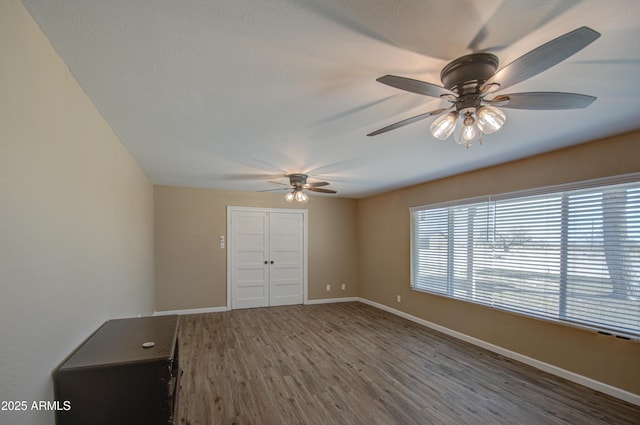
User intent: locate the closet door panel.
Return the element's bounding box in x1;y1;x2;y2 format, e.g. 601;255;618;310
269;212;304;306
231;211;269;309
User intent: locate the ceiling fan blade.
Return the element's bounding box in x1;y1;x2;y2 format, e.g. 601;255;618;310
367;108;449;137
258;188;290;192
482;27;600;92
268;180;290;186
307;187;337;194
376;75;455;98
305;181;330;188
489;92;596;110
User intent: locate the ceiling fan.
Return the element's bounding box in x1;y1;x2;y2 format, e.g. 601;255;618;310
367;26;601;147
260;174;337;203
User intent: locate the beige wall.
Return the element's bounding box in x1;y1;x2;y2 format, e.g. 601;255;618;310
357;130;640;396
154;186;358;311
0;2;155;424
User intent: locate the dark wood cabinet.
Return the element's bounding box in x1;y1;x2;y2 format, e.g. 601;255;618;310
53;315;180;425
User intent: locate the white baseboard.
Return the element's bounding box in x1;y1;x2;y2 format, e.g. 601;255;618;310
357;297;640;407
306;297;359;305
154;298;359;315
153;306;228;316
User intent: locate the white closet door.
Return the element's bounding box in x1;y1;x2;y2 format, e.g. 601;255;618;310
269;212;304;306
229;207;306;310
231;210;269;309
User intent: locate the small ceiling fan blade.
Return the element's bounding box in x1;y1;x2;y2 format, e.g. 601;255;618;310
489;92;596;110
305;181;330;188
307;187;337;194
367;108;449;137
482;26;600;92
268;180;290;186
257;188;290;192
376;75;455;98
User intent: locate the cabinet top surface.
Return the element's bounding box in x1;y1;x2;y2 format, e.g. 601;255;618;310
57;315;179;370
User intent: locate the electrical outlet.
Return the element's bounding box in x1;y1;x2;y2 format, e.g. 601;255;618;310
397;295;401;303
326;284;331;292
341;283;346;290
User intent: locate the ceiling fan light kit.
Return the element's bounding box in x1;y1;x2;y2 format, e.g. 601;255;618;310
441;104;507;148
368;26;600;148
285;188;310;203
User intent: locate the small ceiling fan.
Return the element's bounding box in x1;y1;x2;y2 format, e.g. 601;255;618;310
260;174;337;203
367;26;600;147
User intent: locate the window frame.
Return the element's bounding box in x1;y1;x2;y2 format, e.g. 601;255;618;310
410;172;640;339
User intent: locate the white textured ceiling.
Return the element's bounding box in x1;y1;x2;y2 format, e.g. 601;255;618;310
22;0;640;198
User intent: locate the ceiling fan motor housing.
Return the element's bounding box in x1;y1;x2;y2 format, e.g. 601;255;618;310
287;173;308;187
440;53;499;96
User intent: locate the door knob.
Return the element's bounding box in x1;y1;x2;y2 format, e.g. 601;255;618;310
270;260;274;264
264;260;268;264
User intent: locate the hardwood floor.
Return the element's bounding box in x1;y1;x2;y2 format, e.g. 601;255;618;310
177;302;639;424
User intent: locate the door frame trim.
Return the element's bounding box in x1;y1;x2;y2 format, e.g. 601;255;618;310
226;206;308;309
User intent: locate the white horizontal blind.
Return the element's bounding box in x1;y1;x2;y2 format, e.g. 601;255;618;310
410;175;640;337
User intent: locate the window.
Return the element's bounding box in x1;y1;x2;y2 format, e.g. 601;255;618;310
410;174;640;338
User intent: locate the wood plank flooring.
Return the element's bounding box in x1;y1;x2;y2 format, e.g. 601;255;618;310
177;302;640;425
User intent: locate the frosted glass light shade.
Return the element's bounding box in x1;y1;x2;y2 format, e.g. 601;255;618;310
476;105;506;134
429;112;458;140
293;189;309;203
285;191;295;202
